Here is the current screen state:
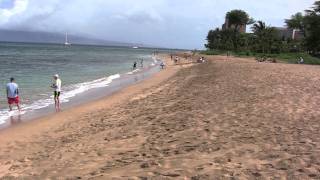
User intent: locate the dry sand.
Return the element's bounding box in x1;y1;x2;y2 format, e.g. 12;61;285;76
1;55;320;179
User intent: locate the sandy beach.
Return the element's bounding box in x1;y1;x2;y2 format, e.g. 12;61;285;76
1;54;320;179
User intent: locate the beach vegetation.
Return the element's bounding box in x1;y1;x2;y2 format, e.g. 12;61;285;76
205;1;320;64
226;10;254;31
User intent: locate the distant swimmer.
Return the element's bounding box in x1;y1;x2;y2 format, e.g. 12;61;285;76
6;77;21;112
51;74;62;112
133;61;137;70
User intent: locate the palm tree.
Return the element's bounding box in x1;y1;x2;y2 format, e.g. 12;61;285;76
226;10;254;32
313;1;320;12
251;21;279;53
206;28;221;50
285;12;306;36
251;21;266;34
304;0;320;53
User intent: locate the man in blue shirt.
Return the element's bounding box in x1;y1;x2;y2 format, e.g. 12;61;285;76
6;77;21;111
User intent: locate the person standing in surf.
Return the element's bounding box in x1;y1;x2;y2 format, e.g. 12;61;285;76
6;77;21;112
160;61;165;69
133;61;137;70
51;74;62;112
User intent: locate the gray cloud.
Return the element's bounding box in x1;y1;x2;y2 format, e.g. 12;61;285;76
0;0;316;49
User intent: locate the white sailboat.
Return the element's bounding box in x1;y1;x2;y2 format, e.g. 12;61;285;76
64;32;71;46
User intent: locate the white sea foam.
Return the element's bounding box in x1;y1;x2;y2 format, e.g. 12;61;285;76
149;56;160;67
0;59;163;125
0;73;121;125
59;74;121;103
126;69;141;75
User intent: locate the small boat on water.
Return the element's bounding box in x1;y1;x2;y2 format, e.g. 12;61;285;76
132;46;139;49
64;32;71;46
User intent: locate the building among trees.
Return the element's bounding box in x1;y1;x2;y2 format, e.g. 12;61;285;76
222;17;247;33
273;27;304;41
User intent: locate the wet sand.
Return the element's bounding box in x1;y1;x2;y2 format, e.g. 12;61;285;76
1;55;320;179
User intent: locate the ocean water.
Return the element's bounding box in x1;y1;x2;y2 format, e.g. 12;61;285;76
0;42;164;124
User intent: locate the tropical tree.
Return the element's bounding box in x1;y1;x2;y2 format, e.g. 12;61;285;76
313;1;320;12
285;12;306;36
220;29;235;50
304;1;320;54
205;1;320;56
251;21;267;53
224;10;254;51
205;28;221;50
251;21;280;53
226;10;254;32
251;21;266;34
205;28;234;50
205;10;283;54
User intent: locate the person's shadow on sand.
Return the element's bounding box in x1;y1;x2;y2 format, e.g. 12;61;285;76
134;76;139;82
10;114;21;125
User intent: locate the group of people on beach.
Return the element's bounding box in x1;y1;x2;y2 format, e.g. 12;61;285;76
8;56;166;116
133;58;166;71
171;54;204;64
170;54;180;64
197;57;206;63
4;74;62;114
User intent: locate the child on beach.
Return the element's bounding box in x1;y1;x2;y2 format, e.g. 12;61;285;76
51;74;62;112
6;77;21;112
160;62;165;69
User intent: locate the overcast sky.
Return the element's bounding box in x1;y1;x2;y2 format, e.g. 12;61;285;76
0;0;316;49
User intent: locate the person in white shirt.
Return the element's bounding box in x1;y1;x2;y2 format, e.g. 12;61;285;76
6;77;21;111
51;74;62;112
299;57;304;64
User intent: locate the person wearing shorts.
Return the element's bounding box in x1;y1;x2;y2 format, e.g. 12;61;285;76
160;61;165;69
54;91;60;99
6;77;21;111
51;74;62;111
133;61;137;70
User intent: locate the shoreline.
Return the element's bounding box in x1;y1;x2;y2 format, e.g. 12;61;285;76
0;53;182;145
1;55;320;178
0;56;160;130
